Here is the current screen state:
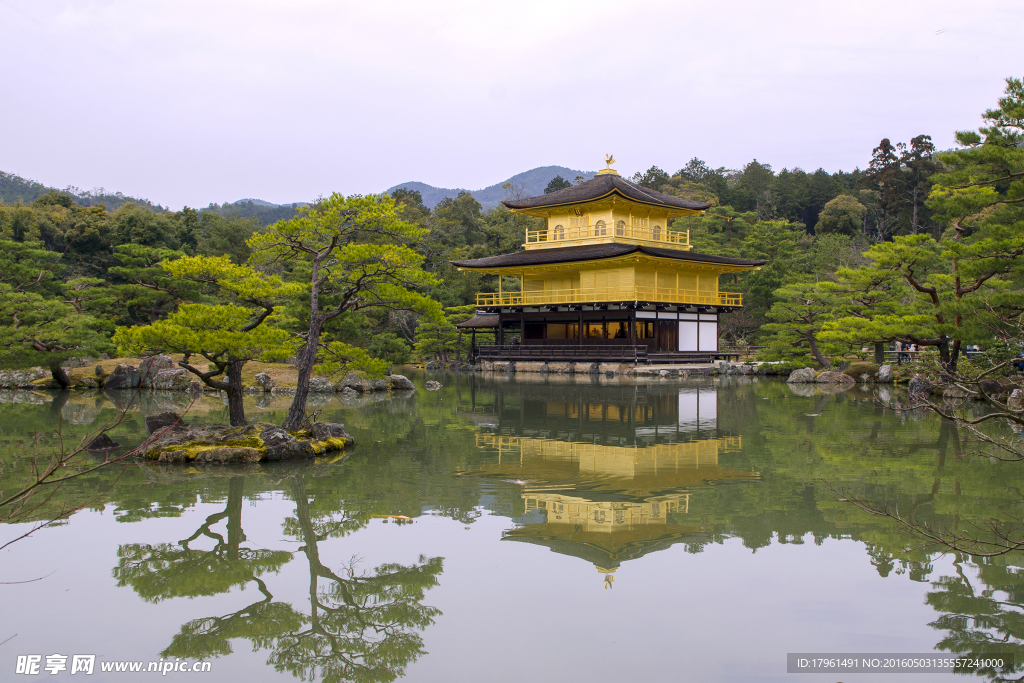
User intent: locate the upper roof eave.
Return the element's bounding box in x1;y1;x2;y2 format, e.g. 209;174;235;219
501;173;713;214
502;188;707;216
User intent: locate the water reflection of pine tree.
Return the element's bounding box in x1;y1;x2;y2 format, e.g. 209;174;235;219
114;475;443;683
927;555;1024;682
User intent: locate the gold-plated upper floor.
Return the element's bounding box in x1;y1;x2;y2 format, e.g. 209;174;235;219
475;286;743;308
525;225;691;250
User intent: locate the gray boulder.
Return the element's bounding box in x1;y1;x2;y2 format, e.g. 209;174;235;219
908;374;932;397
309;422;354;445
338;373;386;392
979;379;1012;396
787;367;817;384
0;367;49;388
259;426;314;461
145;411;182;435
877;365;893;383
104;364;140;390
308;377;336;393
425;380;442;390
388;374;415;390
815;371;855;385
139;355;174;387
340;386;358;397
152;368;190;391
357;378;387;393
60;356;95;369
86;433;120;451
254;372;275;391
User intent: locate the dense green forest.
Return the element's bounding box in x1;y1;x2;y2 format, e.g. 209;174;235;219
1;77;1021;375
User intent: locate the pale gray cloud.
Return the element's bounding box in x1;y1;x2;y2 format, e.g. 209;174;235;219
0;0;1019;208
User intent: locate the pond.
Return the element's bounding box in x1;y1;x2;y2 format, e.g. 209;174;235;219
2;372;1022;682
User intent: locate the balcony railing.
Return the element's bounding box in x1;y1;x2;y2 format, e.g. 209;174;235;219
475;287;743;308
525;225;690;249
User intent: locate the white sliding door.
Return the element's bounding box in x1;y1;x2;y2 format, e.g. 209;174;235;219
698;322;718;351
678;321;698;351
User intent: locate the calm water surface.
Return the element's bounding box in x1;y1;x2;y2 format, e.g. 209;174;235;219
2;373;1021;682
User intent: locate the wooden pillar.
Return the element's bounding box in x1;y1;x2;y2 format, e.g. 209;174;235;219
520;311;525;345
471;329;476;358
498;311;504;345
578;309;584;347
874;342;885;365
629;309;636;363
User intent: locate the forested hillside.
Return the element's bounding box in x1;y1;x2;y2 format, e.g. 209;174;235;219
200;199;306;225
0;171;166;213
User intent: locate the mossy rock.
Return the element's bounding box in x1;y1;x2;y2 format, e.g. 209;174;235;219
145;420;354;464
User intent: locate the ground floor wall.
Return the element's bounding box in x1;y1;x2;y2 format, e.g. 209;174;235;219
494;308;720;353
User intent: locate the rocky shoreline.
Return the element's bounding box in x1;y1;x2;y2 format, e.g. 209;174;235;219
0;355;416;396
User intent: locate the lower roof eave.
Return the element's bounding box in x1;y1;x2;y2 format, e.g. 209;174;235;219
476;303;741;314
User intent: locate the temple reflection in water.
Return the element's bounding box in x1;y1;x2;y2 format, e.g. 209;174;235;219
458;377;758;583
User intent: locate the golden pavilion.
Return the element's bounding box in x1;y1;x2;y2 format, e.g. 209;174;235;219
452;158;766;363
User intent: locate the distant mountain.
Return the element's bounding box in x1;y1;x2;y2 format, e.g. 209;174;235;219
201;199;308;225
234;197;281;207
2;164;599;220
387;165;596;210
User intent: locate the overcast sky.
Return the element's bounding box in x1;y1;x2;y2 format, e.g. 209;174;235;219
1;0;1021;209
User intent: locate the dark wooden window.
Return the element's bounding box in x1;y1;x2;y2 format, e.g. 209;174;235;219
634;321;655;339
524;322;546;339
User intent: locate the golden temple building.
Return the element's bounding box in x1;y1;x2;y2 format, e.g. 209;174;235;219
452;158;766;363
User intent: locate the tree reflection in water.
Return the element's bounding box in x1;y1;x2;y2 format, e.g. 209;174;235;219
926;555;1024;682
114;475;443;683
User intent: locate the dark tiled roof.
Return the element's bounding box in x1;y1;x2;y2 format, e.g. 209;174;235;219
455;313;499;328
503;174;712;212
451;243;767;269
